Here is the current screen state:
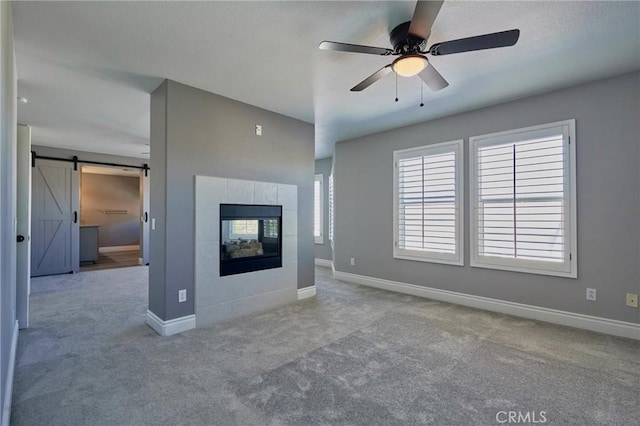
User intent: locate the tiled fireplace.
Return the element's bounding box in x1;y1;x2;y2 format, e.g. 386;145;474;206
194;176;298;327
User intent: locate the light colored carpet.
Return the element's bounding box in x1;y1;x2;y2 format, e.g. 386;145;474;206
12;266;640;425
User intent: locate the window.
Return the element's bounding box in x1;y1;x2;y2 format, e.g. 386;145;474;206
470;120;576;277
263;219;279;238
393;140;464;265
230;220;258;239
314;174;323;244
328;174;334;242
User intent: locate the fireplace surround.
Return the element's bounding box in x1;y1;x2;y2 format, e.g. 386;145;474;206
195;176;298;328
220;204;282;276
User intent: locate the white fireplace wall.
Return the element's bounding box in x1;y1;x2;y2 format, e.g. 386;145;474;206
195;175;298;327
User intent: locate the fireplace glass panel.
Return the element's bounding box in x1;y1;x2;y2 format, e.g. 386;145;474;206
221;218;280;260
220;204;282;276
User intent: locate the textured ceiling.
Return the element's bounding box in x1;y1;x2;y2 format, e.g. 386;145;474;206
13;1;640;160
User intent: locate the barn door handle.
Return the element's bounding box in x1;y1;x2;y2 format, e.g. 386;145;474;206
144;212;148;223
74;211;78;224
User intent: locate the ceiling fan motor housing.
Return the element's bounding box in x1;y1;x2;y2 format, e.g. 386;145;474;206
390;21;427;54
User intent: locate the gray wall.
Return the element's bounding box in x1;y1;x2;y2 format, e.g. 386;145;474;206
0;1;17;422
334;72;640;324
315;157;332;261
80;173;140;247
150;80;315;321
149;80;167;319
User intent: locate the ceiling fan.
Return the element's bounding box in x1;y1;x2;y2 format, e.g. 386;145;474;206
319;1;520;92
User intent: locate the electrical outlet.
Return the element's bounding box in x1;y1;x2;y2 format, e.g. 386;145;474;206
586;288;597;301
255;124;262;136
350;257;355;266
178;289;187;303
626;293;638;308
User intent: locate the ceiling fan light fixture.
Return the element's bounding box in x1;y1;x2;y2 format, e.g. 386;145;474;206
392;55;428;77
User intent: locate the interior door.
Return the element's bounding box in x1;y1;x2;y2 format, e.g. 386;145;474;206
16;125;31;328
31;159;79;276
139;169;149;265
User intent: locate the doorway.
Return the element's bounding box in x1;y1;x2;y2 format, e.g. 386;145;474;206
30;157;150;276
79;165;145;271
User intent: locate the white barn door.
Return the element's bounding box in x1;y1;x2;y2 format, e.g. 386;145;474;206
31;159;79;276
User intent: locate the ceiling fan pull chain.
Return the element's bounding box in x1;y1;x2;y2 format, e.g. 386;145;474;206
395;73;399;102
420;81;424;107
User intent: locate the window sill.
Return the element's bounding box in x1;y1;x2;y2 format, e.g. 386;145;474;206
470;259;577;279
394;252;463;267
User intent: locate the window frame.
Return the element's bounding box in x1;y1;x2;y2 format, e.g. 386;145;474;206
328;174;334;243
469;119;577;278
393;139;464;266
229;219;259;240
314;173;324;244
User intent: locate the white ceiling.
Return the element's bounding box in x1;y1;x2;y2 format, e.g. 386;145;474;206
13;1;640;160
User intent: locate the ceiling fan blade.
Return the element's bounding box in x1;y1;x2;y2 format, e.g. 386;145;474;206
319;41;393;56
428;29;520;56
351;65;393;92
408;0;444;40
419;63;449;91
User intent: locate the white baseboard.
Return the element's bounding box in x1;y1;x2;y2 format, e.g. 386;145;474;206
99;245;140;253
333;270;640;341
314;258;333;268
2;321;19;426
146;310;195;336
298;285;316;300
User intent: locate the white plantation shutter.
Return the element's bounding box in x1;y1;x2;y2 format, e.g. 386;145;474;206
394;140;463;265
470;120;577;277
230;220;259;238
314;174;323;243
264;219;278;238
328;174;334;241
232;220;258;235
